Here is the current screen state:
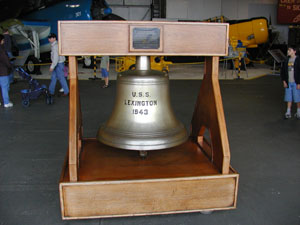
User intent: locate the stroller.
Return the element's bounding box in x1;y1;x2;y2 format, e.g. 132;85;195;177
16;67;53;107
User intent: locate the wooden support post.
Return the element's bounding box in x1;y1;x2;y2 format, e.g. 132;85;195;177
68;56;80;181
191;56;230;174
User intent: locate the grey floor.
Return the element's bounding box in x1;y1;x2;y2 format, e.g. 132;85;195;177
0;75;300;225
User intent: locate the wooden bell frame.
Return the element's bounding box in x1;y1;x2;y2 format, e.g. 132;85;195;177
58;21;239;220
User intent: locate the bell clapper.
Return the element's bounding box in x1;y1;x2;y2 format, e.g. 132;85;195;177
139;150;148;158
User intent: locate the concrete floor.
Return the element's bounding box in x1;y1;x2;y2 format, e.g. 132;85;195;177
0;65;300;225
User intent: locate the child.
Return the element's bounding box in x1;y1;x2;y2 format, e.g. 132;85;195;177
280;45;300;119
100;56;109;88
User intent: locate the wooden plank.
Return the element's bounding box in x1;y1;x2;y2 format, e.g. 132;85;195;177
59;21;129;56
191;56;230;174
210;57;231;173
163;23;228;55
197;136;213;160
60;175;238;219
64;138;220;182
58;21;228;56
68;56;78;181
231;166;239;209
77;84;83;159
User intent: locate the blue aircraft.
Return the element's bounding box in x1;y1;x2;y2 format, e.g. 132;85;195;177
4;0;123;74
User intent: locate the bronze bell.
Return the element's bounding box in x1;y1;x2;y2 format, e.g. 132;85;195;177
97;56;188;152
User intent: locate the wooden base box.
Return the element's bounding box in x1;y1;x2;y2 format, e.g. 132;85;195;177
59;139;239;219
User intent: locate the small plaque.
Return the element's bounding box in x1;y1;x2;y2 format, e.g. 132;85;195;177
132;28;160;49
129;25;163;52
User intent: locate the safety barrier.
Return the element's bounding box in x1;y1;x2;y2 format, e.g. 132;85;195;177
21;56;271;80
22;55;268;66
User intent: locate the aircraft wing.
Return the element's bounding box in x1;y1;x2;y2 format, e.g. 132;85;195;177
2;19;51;66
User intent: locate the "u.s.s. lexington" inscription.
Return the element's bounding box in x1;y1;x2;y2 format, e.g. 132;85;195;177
124;91;157;115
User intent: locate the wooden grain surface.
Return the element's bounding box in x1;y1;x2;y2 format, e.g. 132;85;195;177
58;21;228;56
60;138;238;219
61;176;237;218
191;57;230;174
68;56;79;181
61;138;222;182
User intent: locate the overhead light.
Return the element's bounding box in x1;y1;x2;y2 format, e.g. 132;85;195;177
66;4;80;8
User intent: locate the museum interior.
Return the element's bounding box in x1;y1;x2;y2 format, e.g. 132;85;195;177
0;0;300;225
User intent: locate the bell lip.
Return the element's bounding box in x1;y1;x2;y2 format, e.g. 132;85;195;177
97;134;189;151
97;125;189;151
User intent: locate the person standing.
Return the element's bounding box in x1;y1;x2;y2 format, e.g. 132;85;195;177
100;55;110;88
0;34;13;107
48;33;69;96
2;28;15;84
280;45;300;119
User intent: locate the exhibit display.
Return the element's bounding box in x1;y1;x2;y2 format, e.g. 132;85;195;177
58;20;239;219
